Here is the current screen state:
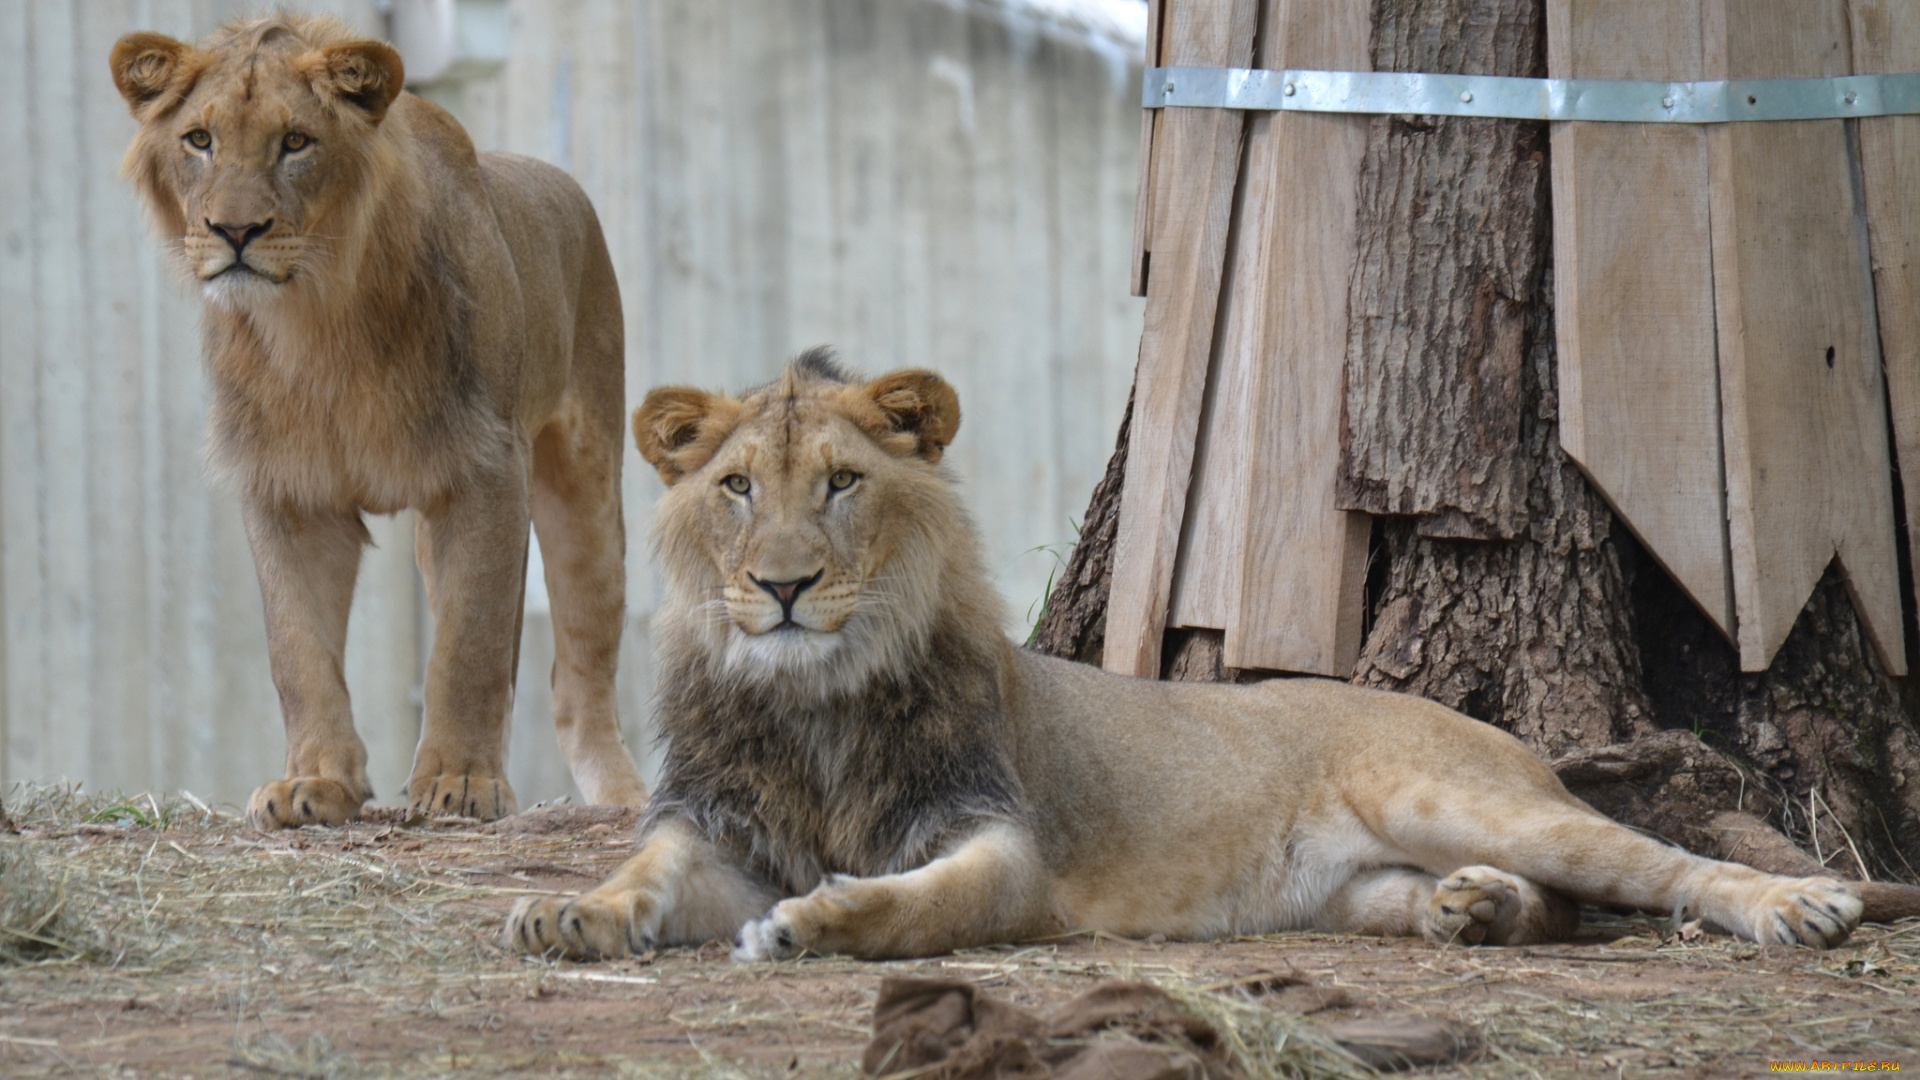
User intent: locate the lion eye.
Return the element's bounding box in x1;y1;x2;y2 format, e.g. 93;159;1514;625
723;474;751;495
185;129;211;150
828;469;858;492
281;131;309;153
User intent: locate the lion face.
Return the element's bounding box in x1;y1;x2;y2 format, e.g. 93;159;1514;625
111;18;403;306
636;353;973;690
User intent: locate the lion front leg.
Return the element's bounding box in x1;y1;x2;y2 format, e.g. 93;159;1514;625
241;499;375;830
733;821;1057;961
507;817;777;959
409;464;533;820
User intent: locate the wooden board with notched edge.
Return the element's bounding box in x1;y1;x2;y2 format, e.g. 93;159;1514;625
1702;0;1905;674
1852;0;1920;669
1166;0;1372;676
1104;0;1257;679
1547;0;1732;638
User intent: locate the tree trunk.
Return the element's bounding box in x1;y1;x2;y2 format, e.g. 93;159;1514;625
1033;0;1920;879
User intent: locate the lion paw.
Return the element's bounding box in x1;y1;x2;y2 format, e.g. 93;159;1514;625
247;778;364;830
1427;866;1528;946
407;773;518;821
733;907;803;962
505;892;654;959
1749;877;1861;948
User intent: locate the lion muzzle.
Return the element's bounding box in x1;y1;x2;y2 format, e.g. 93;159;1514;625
749;570;824;626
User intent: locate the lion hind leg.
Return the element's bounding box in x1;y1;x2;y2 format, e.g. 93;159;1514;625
1388;789;1861;948
734;821;1057;961
408;475;531;821
1425;866;1580;946
1309;864;1578;944
507;817;776;959
530;402;647;807
1313;866;1437;939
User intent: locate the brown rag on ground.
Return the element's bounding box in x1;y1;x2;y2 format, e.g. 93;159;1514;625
860;978;1237;1080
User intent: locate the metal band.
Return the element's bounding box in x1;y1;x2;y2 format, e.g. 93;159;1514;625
1143;66;1920;122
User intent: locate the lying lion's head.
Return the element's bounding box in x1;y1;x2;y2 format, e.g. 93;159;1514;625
636;350;995;694
111;16;404;305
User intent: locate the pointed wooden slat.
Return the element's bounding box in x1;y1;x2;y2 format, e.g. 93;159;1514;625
1104;0;1257;679
1547;0;1732;638
1703;0;1906;674
1853;0;1920;670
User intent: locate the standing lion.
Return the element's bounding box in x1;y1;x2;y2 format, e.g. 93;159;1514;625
111;14;647;827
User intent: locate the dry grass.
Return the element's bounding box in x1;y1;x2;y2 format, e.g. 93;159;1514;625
1;782;1915;1078
0;838;93;964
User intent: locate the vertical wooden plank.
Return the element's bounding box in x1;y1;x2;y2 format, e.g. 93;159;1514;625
1548;0;1731;637
1219;0;1372;675
30;3;96;785
1164;119;1255;633
1852;0;1920;662
777;0;838;355
827;0;903;373
592;0;654;792
1703;0;1905;673
1103;0;1256;678
0;0;37;787
1127;0;1164;297
79;0;154;793
722;0;782;382
1169;0;1371;674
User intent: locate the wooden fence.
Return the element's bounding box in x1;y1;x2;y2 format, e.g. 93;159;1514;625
1107;0;1914;684
0;0;1146;806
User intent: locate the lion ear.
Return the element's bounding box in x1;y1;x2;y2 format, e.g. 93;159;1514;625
110;33;193;117
633;387;744;485
313;40;404;121
855;370;961;464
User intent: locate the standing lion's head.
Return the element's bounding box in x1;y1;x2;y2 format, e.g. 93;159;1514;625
111;16;405;307
635;351;999;696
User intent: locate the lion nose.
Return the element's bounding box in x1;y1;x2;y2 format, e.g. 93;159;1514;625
750;571;823;623
209;219;272;255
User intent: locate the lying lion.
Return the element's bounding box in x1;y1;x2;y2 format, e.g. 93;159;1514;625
111;15;646;827
507;353;1861;959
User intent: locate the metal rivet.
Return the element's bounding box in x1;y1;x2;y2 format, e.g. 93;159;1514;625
1460;90;1474;103
1283;82;1296;96
1662;96;1675;109
1846;91;1859;105
1164;80;1175;93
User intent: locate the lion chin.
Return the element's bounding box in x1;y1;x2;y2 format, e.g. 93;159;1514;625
199;266;286;307
504;350;1862;963
725;625;845;676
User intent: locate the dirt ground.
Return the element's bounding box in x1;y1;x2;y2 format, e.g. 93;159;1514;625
1;790;1915;1078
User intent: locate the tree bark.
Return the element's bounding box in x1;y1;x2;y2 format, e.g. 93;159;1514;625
1334;0;1650;754
1034;0;1920;878
1029;393;1129;667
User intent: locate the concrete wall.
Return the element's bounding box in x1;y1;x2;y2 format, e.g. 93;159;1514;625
0;0;1145;808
